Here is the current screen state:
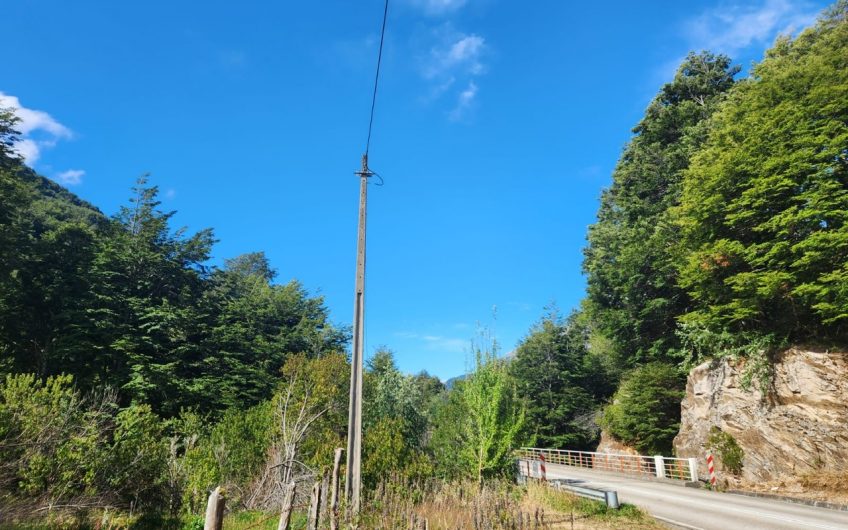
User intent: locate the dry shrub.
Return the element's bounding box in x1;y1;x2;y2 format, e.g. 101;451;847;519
360;478;532;529
800;470;848;493
357;477;660;530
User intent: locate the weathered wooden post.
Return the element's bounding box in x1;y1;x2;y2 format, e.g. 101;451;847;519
319;473;329;529
307;480;322;530
203;486;225;530
330;448;343;530
277;481;296;530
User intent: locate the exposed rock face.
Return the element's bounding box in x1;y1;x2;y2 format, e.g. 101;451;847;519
595;430;640;456
674;348;848;482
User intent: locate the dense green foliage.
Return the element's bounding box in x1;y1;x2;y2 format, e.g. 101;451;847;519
430;335;526;482
580;2;848;454
599;363;684;455
362;349;439;484
583;52;740;369
0;374;169;515
0;141;346;417
579;51;740;452
510;310;614;449
676;3;848;343
706;426;744;476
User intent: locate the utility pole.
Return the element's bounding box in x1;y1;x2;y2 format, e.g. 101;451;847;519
345;153;371;515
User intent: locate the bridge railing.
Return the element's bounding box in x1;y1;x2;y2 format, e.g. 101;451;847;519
516;447;698;482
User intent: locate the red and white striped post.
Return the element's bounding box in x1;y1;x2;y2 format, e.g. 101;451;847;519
707;454;717;487
539;452;547;482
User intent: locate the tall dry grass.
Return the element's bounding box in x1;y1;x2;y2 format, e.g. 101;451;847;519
356;478;660;530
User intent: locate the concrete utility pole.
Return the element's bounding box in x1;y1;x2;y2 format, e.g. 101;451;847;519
345;154;371;515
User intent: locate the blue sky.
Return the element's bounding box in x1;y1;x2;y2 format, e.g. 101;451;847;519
4;0;831;380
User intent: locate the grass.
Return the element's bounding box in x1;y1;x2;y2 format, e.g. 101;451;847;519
221;510;308;530
355;478;663;529
1;480;662;530
524;481;662;528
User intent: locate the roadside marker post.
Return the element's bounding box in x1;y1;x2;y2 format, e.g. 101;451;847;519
707;454;717;486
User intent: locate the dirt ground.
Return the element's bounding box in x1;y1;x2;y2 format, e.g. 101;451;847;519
736;471;848;506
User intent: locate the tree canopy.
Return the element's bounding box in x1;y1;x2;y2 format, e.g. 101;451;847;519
676;3;848;343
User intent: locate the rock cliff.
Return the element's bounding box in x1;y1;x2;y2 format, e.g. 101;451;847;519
595;430;641;456
673;348;848;483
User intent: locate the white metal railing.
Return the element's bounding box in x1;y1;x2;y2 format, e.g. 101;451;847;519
516;447;699;482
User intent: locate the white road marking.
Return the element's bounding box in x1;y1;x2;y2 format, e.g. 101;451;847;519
652;515;706;530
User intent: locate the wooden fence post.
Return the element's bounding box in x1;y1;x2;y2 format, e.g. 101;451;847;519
204;486;225;530
330;447;343;530
277;481;297;530
319;473;329;529
307;480;322;530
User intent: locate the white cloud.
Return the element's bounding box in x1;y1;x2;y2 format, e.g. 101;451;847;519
423;31;486;79
0;92;73;165
685;0;819;54
420;26;487;120
449;81;478;121
55;169;84;186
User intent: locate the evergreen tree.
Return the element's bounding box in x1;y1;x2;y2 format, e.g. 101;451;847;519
599;362;684;455
510;310;613;450
583;52;740;367
677;3;848;343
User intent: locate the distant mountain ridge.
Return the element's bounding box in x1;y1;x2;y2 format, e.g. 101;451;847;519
16;166;104;230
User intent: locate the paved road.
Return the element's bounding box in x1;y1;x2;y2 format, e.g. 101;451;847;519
520;460;848;530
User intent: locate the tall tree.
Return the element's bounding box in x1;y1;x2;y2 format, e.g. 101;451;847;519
583;52;740;367
198;252;349;413
431;335;525;483
510;310;613;450
677;2;848;343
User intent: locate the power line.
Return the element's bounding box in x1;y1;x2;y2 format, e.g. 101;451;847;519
365;0;390;159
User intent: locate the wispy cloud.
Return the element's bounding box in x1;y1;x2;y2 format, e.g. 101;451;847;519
55;169;84;186
0;92;73;166
423;33;486;79
406;0;468;16
419;25;487;120
395;331;468;353
449;81;478;121
685;0;819;54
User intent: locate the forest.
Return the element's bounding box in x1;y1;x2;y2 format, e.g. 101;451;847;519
0;1;846;528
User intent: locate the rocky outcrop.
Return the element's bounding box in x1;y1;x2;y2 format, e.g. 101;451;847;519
595;430;640;456
674;348;848;483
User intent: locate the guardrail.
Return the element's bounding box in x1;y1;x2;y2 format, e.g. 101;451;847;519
517;447;698;482
552;480;620;509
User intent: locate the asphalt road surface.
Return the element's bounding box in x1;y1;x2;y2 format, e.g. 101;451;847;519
520;460;848;530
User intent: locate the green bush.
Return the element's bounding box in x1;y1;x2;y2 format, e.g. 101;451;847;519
180;402;274;513
706;427;744;475
0;374;170;517
599;363;685;455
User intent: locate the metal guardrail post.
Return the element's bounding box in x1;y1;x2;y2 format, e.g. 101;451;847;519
688;458;698;482
604;490;619;509
654;456;666;478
